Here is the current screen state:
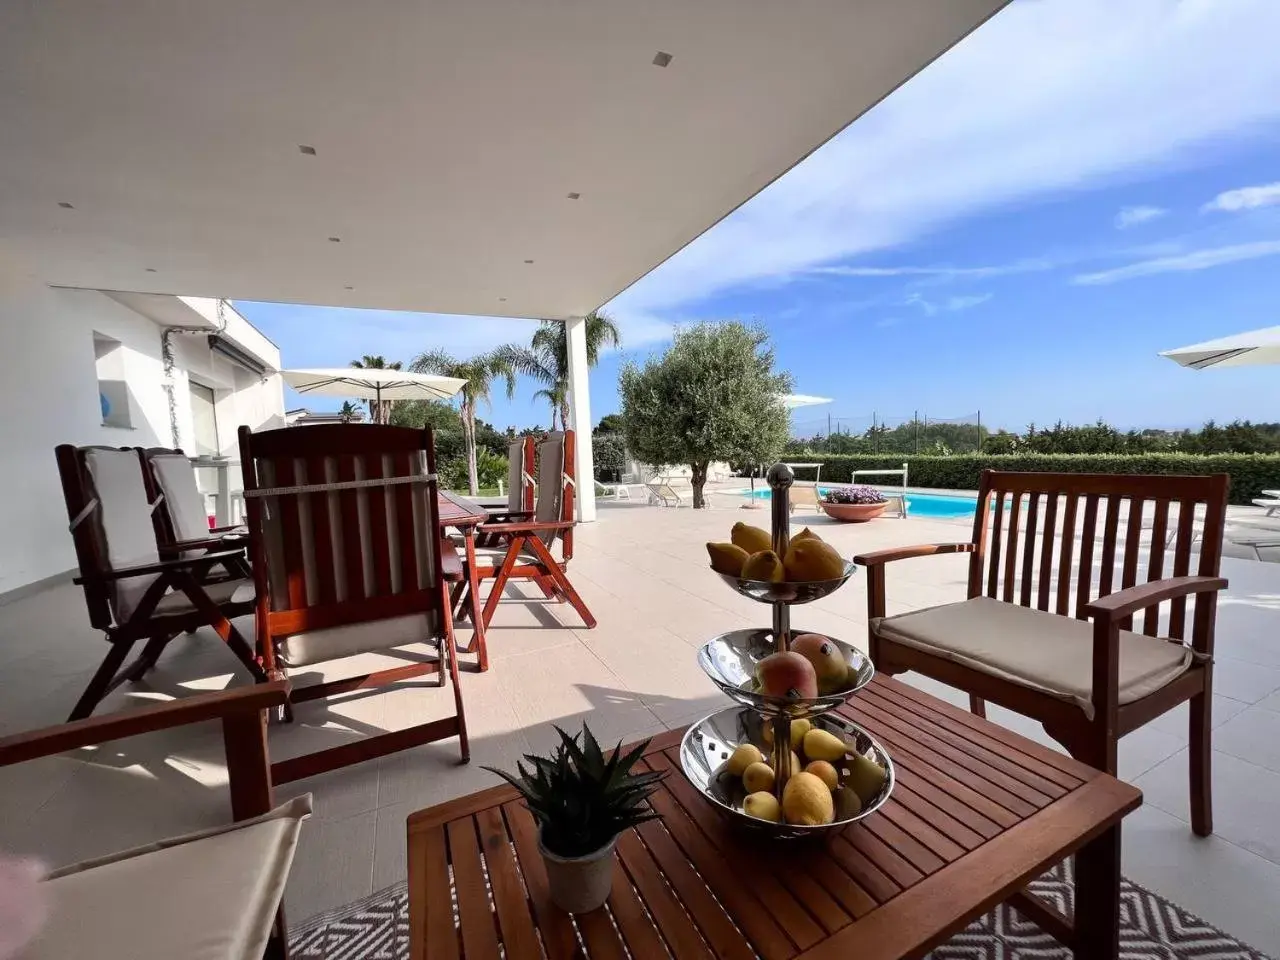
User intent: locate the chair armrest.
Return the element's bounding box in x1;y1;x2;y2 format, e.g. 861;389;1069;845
1085;576;1228;622
479;520;574;534
74;549;247;583
440;542;464;582
159;535;247;555
854;542;975;566
0;682;289;768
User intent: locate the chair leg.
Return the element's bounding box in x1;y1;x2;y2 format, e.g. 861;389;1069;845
440;584;470;764
68;637;136;721
526;539;596;629
481;539;524;630
1190;679;1213;837
534;575;559;600
263;906;289;960
969;694;987;718
121;632;176;683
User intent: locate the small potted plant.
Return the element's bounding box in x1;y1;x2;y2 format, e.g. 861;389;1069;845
485;725;666;913
820;484;889;522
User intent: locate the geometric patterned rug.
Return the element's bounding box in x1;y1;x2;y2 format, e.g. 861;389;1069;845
289;860;1274;959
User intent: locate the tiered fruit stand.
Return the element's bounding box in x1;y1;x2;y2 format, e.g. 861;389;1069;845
680;463;896;837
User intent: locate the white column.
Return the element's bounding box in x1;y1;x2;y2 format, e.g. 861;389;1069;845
565;315;596;522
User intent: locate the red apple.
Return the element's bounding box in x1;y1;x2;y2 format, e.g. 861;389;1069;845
791;633;850;694
755;651;818;700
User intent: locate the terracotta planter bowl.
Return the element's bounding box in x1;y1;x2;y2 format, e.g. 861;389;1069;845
819;500;888;522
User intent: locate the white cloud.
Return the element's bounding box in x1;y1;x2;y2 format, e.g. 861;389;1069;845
1114;205;1167;228
611;0;1280;316
1072;240;1280;284
946;294;993;311
809;260;1052;280
1202;181;1280;213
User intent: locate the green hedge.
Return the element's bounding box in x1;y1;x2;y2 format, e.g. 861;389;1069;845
793;453;1280;506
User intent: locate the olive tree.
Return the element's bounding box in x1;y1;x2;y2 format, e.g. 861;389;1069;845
619;322;792;508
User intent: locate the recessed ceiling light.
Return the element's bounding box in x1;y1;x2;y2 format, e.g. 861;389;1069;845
652;51;673;68
328;236;341;243
145;267;157;273
523;259;534;264
58;201;74;209
343;285;354;290
498;297;507;302
298;145;317;155
566;192;581;200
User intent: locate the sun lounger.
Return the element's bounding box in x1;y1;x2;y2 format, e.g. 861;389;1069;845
1252;497;1280;516
646;475;688;506
595;479;632;501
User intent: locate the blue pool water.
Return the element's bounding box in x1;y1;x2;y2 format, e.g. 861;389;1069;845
741;486;979;519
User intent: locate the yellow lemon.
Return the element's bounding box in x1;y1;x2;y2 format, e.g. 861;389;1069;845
742;761;776;794
783;538;846;582
762;717;810;750
782;772;835;826
731;522;773;555
802;728;851;763
792;527;823;543
741;549;785;582
805;760;839;792
706;542;749;576
743;791;781;822
725;743;763;777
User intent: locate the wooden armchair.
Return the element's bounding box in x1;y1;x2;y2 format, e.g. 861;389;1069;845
237;423;469;784
0;681;305;960
55;445;264;721
464;430;596;630
474;434;536;547
140;447;250;578
857;470;1228;836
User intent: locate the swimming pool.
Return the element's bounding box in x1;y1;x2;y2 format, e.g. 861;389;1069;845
739;486;979;519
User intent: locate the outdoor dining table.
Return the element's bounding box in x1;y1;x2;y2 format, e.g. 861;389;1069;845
436;490;491;672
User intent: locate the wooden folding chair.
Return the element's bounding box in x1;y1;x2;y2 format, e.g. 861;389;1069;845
140;447;250;579
464;430;597;630
238;423;469;782
474;434;536;547
55;445;263;721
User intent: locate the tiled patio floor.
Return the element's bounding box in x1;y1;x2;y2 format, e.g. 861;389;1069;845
2;491;1279;954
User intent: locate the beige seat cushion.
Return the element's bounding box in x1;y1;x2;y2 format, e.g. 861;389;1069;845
25;796;310;960
874;596;1194;719
279;611;436;668
152;577;255;617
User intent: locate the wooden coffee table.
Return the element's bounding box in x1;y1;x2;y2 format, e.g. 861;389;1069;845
407;675;1141;960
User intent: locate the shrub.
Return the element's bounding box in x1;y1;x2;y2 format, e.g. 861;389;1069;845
793;453;1280;506
592;432;627;482
823;485;886;505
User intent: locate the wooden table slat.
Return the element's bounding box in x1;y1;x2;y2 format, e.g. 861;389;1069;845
502;801;582;960
850;719;1021;829
406;676;1143;960
475;807;541;960
643;778;801;960
859;684;1076;795
842;698;1046;815
446;817;503;959
615;830;715;960
651;750;850;936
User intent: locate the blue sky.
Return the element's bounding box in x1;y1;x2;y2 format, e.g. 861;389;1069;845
239;0;1280;435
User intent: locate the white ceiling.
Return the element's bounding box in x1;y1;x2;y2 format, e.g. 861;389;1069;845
0;1;1007;320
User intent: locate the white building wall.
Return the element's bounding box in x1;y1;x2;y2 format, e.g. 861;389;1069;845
0;258;283;594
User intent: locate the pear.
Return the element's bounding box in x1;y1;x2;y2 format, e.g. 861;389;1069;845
805;760;839;792
767;749;803;778
802;728;851;763
731;521;773;555
725;743;763;777
743;791;781;823
782;772;835;826
742;761;775;794
706;542;749;576
783;538;846;583
762;717;810;750
846;753;889;803
741;549;785;583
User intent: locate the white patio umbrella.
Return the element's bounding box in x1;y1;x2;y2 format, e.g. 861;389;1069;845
1160;326;1280;370
281;368;467;406
783;393;834;408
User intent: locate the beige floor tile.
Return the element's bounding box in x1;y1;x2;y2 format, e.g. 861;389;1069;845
284;808;377;920
1210;656;1280;704
1146;694;1249;740
1213;703;1280;774
371;800;417;892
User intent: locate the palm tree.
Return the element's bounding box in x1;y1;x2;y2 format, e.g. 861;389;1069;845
409;349;517;495
349;355;402;424
500;311;621;429
338;400;362;423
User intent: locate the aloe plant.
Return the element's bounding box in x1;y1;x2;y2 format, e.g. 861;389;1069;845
484;725;666;858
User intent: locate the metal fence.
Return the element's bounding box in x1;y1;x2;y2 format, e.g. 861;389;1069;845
788;411;984;454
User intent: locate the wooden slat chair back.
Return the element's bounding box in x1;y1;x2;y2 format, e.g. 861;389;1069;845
857;469;1229;837
966;471;1227;638
54;444;261;721
238;423;468;782
467;430;596;630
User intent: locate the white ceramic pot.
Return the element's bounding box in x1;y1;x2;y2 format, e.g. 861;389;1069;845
538;831;618;914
